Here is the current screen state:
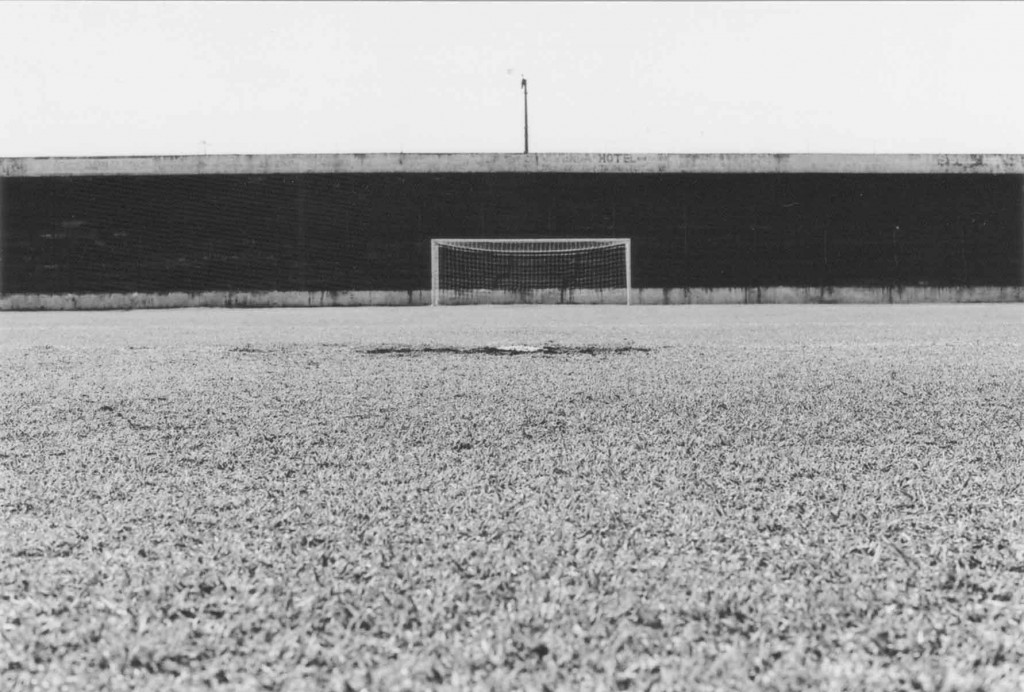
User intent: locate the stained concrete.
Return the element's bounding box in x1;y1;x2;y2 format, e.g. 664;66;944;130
3;153;1024;178
4;286;1023;310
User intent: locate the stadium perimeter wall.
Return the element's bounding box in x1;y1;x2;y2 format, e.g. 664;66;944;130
1;153;1023;308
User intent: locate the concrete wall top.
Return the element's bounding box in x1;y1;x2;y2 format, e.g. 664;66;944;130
3;152;1024;178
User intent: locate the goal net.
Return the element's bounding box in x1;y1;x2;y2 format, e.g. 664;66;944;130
431;238;632;305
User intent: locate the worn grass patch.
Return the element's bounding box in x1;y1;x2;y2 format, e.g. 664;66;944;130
363;344;652;356
2;305;1023;690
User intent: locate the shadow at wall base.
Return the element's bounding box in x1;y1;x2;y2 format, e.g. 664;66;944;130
0;290;430;310
2;286;1024;310
637;286;1024;304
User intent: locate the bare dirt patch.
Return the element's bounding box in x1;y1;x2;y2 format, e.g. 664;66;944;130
363;344;652;356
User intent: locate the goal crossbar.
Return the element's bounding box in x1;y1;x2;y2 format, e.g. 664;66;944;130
432;239;627;254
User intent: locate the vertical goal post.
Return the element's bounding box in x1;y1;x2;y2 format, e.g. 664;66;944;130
431;238;632;306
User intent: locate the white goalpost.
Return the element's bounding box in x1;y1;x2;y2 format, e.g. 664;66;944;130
431;238;632;306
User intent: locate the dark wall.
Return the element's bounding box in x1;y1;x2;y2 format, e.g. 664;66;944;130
2;176;370;294
3;173;1022;294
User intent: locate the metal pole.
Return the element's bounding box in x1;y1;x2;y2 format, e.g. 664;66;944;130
625;238;632;306
521;78;529;154
430;240;439;306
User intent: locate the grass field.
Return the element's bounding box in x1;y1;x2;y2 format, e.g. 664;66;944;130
2;305;1023;691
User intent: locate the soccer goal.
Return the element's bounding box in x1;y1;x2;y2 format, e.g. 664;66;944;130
431;238;632;306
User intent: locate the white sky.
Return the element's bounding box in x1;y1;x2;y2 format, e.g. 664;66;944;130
1;1;1023;157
